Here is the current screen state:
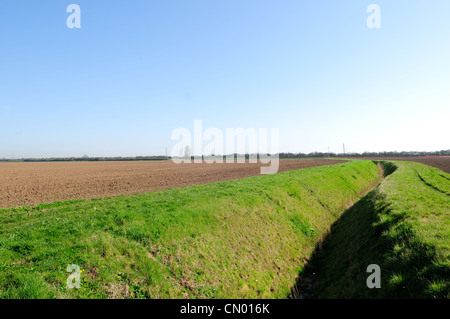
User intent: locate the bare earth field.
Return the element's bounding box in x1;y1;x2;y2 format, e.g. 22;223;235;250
346;156;450;174
0;159;343;208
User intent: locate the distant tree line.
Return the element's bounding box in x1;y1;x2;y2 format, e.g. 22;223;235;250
0;156;169;163
195;150;450;160
278;150;450;158
1;150;449;162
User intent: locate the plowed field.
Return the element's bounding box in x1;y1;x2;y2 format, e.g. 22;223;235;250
0;159;343;208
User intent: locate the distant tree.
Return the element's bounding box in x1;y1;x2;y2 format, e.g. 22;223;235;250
184;145;191;158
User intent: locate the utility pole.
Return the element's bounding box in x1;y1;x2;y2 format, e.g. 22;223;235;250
165;147;168;158
343;144;346;157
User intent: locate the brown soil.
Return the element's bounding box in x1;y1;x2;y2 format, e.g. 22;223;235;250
346;156;450;174
0;159;343;208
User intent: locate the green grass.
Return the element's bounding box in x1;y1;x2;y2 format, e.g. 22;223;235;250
298;161;450;299
0;160;379;299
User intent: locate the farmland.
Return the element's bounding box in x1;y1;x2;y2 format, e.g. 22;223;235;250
0;160;379;298
0;159;343;209
0;158;448;299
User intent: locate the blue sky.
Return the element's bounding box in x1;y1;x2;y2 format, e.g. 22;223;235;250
1;1;449;158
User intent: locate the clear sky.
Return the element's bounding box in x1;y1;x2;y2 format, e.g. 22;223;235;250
1;1;449;158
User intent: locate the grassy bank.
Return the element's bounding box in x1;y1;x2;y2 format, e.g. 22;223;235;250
0;160;379;299
298;161;449;298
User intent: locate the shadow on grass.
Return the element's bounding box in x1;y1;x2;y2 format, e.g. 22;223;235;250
290;162;449;299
